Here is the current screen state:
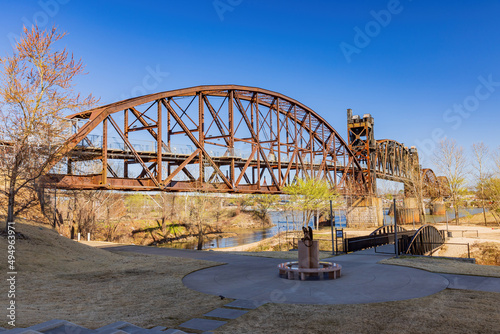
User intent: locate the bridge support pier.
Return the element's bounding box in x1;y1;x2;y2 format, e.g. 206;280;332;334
396;198;421;224
347;197;383;227
430;198;446;215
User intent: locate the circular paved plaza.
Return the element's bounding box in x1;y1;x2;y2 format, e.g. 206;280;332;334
182;247;449;304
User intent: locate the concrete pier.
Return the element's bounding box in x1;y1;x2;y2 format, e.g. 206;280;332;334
347;197;383;227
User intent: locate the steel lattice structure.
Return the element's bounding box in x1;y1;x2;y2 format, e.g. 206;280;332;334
421;168;450;198
43;85;368;194
375;140;419;182
347;110;421;194
37;85;449;197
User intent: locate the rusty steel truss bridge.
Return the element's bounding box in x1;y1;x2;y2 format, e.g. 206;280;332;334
39;85;447;197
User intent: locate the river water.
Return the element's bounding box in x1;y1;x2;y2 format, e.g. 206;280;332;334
167;207;485;250
167;210;345;250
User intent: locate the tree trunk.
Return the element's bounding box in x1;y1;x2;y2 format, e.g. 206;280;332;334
5;154;18;230
454;206;459;225
491;210;500;225
418;195;426;225
170;195;176;221
481;199;487;226
6;192;15;229
161;217;167;237
197;223;203;250
5;179;18;232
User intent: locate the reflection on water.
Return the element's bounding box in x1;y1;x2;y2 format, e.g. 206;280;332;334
168;227;277;250
166;207;486;250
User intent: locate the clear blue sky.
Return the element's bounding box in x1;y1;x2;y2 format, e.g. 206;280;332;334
1;0;499;172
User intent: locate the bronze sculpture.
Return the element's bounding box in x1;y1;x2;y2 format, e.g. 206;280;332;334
301;226;313;247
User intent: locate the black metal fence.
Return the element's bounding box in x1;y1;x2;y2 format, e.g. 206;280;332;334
344;231;416;253
292;238;344;253
409;241;471;258
447;230;479;238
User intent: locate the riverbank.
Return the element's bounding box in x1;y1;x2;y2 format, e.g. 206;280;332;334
97;210;273;248
449;210;500;225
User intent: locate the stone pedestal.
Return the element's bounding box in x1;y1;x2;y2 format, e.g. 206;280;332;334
298;240;319;269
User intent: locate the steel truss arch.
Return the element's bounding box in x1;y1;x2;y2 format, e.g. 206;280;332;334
44;85;368;194
421;168;450;198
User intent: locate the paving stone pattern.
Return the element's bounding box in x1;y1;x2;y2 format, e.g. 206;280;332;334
203;308;248;320
2;320;184;334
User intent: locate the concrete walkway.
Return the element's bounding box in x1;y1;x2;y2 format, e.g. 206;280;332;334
102;244;500;305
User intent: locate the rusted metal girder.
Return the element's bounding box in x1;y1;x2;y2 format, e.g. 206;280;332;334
42;85;368;195
347;109;377;193
421;168;450;198
347;109;422;196
374;139;419;184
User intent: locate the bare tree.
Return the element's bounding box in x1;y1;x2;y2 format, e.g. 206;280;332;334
157;192;181;238
188;192;216;250
251;194;279;227
483;177;500;225
494;146;500;176
433;139;468;224
229;194;253;215
472;142;490;225
100;192;127;241
0;26;96;229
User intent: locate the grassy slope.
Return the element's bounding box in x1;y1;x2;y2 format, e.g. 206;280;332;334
217;289;500;334
0;221;227;329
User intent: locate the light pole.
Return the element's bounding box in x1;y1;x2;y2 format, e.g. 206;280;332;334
330;200;334;256
53;187;57;229
446;211;449;235
394;198;399;258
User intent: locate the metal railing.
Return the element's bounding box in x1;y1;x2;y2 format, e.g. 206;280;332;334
292;237;343;252
414;241;471;258
447;230;479;238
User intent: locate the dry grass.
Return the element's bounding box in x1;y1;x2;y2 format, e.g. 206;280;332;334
379;256;500;277
0;221;228;329
216;289;500;334
469;242;500;266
